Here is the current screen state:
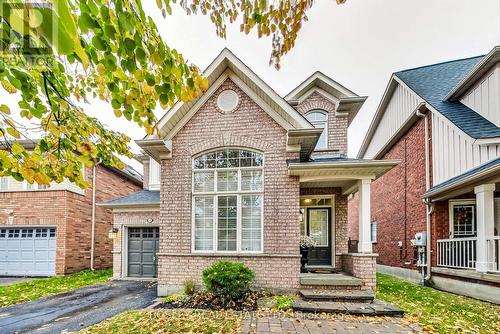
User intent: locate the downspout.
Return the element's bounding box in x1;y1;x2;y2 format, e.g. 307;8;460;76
415;103;433;283
90;163;99;271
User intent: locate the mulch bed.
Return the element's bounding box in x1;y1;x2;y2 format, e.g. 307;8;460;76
158;290;271;311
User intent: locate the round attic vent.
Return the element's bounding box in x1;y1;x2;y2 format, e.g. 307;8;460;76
217;89;239;113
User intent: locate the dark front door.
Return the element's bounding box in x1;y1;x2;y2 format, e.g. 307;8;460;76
128;227;159;277
307;208;331;265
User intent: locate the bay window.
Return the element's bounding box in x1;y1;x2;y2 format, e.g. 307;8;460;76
193;148;263;253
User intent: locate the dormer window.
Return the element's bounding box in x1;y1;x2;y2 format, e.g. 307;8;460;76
306;110;328;150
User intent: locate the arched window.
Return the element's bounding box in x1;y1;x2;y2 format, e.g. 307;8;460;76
306;111;327;150
192;148;263;253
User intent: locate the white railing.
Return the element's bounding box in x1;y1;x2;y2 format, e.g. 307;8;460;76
487;236;500;273
437;238;477;270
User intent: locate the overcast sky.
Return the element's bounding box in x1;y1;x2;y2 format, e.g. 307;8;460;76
8;0;500;172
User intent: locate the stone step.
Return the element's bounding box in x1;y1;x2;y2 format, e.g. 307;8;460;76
299;289;375;302
299;273;363;287
292;299;404;317
305;265;337;273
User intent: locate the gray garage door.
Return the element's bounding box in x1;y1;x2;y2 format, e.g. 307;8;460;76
0;227;56;276
128;227;159;278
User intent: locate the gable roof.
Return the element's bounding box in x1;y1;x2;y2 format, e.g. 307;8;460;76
395;55;500;139
153;48;313;140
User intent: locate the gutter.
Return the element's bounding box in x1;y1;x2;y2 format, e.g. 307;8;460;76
90;163;100;271
415;104;433;283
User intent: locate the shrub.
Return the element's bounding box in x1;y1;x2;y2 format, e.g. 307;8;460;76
202;261;255;300
273;295;294;311
183;279;196;295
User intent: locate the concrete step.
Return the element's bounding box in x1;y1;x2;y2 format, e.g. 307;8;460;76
292;299;404;317
305;265;337;273
299;289;375;302
299;273;363;287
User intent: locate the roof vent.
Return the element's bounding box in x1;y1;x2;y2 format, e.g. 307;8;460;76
217;89;239;113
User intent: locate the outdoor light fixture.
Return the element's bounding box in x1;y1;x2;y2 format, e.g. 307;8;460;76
299;209;305;222
147;218;154;223
108;227;119;239
304;198;312;204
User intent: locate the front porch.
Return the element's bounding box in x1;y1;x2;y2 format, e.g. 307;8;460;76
289;155;399;292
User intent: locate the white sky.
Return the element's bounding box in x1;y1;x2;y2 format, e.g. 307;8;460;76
6;0;500;172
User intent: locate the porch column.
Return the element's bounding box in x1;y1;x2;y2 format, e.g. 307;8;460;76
474;184;495;273
358;179;372;253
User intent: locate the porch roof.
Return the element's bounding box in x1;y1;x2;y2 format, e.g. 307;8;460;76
100;190;160;209
424;157;500;201
288;156;399;194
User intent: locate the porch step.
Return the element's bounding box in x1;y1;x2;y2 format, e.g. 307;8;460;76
305;265;337;273
299;289;375;302
299;273;362;287
292;299;404;317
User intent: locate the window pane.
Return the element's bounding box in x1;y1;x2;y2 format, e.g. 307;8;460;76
453;205;476;237
193;171;214;193
217;171;238;192
195;197;214;251
241;195;262;251
241;170;263;191
309;209;328;246
217;196;237;251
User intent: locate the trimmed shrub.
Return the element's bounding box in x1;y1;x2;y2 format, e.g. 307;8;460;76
202;260;255;300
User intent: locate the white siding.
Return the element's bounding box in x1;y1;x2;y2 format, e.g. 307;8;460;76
0;177;85;195
431;112;500;185
364;82;423;158
149;158;161;190
460;63;500;127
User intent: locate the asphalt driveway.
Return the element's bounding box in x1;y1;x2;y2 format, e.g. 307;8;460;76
0;280;157;334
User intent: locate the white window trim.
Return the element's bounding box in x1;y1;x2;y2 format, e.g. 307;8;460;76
305;110;328;150
191;149;264;254
0;176;9;191
448;199;476;238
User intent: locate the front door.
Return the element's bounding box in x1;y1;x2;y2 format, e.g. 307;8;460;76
128;227;159;278
307;208;331;265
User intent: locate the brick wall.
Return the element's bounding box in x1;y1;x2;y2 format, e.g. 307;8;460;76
157;78;302;291
342;253;377;291
348;117;429;269
0;165;141;275
295;91;348;155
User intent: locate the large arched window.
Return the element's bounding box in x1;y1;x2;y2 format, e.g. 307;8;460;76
192;148;263;253
306;110;327;150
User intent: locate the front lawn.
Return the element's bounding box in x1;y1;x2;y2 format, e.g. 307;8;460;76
78;309;241;334
377;272;500;333
0;269;112;307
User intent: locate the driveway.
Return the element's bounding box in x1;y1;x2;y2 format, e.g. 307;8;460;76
0;277;37;286
0;280;157;334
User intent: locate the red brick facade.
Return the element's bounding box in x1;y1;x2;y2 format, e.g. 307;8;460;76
0;165;141;275
348;117;429;269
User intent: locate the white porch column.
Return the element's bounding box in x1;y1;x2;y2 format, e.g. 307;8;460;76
358;179;372;253
474;184;495;273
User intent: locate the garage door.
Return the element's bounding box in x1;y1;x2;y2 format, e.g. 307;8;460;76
128;227;159;278
0;228;56;276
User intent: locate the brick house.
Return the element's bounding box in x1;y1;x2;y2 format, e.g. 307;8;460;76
103;49;397;296
350;46;500;304
0;140;143;276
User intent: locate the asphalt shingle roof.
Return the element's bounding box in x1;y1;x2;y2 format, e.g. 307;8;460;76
426;157;500;195
104;190;160;206
395;56;500;139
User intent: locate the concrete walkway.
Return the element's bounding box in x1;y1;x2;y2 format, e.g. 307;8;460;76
240;312;421;334
0;280;157;334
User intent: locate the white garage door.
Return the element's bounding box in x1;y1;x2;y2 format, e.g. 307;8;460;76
0;227;56;276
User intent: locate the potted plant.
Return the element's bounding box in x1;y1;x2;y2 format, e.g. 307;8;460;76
299;236;317;273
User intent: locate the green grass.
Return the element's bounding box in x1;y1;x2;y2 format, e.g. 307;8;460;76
0;269;112;307
273;295;294;311
377;272;500;334
78;309;241;334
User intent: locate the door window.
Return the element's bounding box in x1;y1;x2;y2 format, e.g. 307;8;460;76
308;209;329;246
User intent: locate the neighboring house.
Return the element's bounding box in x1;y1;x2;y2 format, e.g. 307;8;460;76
0;140;143;276
103;48;397;296
350;46;500;304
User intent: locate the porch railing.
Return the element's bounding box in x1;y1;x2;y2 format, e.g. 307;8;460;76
437;238;477;270
487;236;500;273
